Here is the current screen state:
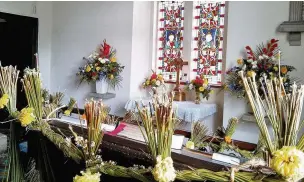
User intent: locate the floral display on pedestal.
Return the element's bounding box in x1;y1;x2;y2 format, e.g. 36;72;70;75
185;74;213;104
77;40;124;93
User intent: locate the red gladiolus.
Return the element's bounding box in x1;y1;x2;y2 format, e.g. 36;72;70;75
273;43;278;48
262;48;267;53
270;39;277;44
103;42;111;57
268;53;273;57
245;46;251;50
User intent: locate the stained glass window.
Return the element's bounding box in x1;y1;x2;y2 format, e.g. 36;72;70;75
192;1;225;85
156;1;185;82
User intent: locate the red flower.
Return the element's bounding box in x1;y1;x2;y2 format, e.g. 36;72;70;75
262;48;267;54
270;39;278;44
92;72;97;77
245;46;251;50
150;73;157;80
103;42;111;57
268;53;273;57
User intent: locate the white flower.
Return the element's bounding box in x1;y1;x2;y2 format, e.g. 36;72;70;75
251;61;257;68
99;59;106;64
98;58;103;62
155;80;161;86
188;84;193;90
263;54;269;59
93;55;97;59
247;59;253;63
258;55;264;60
104;58;109;62
152;155;176;182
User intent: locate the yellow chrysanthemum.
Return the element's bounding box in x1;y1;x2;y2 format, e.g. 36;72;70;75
186;141;195;149
199;87;204;92
237;58;243;65
73;170;101;182
18;107;35;127
0;94;9;109
145;80;150;86
109;74;114;80
96;67;101;71
64;110;71;116
85;65;91;72
247;71;255;77
110;57;117;62
271;146;304;181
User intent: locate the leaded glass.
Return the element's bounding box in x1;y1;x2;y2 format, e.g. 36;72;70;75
193;1;225;85
156;1;184;81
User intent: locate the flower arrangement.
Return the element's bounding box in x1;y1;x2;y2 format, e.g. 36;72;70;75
142;70;165;89
225;39;295;99
186;75;213;103
77;40;125;89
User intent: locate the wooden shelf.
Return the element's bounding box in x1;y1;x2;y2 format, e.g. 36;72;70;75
88;92;116;100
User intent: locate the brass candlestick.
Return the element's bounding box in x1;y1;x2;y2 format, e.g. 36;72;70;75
172;58;186;101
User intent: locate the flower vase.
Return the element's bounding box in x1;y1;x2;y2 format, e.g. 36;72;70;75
195;92;201;104
96;79;108;94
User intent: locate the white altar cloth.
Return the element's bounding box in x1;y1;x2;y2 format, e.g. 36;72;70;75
124;99;217;122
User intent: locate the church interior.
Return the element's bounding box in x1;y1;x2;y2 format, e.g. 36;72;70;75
0;1;304;182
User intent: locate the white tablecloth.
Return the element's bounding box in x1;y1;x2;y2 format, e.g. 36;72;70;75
124;99;217;122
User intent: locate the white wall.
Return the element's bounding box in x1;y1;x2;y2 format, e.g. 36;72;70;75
223;1;304;143
0;1;53;90
51;2;133;116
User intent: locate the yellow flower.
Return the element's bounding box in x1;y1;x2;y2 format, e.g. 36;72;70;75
157;74;163;81
109;74;114;80
186;141;195;149
145;80;150;86
224;136;232;144
281;66;288;74
85;65;91;72
96;67;101;71
273;66;278;71
18;107;35;127
271;146;304;181
247;71;255;77
64;110;71;116
0;94;9;109
237;58;243;65
73;170;101;182
151;79;156;84
110;56;117;62
199;87;204;92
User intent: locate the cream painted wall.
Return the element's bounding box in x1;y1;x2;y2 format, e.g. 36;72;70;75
0;2;53;90
223;1;304;143
50;2;133;116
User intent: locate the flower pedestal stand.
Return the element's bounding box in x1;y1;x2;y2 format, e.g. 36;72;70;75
96;79;108;94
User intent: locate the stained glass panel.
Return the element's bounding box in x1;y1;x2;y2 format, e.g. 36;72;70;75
192;1;225;85
156;1;184;81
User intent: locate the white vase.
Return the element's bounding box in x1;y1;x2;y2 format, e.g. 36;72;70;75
96;79;108;94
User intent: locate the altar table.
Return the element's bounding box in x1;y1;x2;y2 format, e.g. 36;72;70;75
125;99;217;122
